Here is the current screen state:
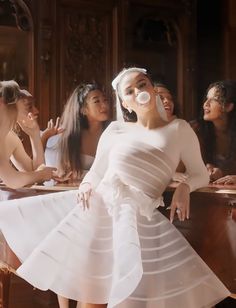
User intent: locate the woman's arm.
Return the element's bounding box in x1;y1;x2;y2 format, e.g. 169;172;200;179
8;131;35;171
0;154;56;189
179;120;209;191
170;120;209;222
81;121;118;188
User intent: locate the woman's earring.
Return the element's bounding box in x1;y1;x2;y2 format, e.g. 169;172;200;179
127;107;132;113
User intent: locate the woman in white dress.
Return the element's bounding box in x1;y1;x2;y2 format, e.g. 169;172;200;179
0;70;230;308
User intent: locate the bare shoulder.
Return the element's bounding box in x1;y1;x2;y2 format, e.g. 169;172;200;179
7;131;22;145
5;131;22;155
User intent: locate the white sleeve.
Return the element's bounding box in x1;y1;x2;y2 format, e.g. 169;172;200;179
82;121;118;188
178;120;209;192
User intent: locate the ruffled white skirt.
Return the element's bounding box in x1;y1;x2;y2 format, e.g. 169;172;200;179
0;183;230;307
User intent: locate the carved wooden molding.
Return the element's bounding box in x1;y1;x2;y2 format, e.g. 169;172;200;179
63;10;107;96
9;0;33;31
180;0;195;16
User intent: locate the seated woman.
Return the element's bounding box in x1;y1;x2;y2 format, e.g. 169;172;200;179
6;90;45;172
193;80;236;184
0;68;230;308
42;83;110;185
0;80;56;188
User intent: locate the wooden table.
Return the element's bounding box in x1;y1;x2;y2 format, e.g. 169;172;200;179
163;183;236;296
0;184;236;307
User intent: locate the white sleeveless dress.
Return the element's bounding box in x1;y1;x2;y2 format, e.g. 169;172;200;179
0;119;230;307
44;134;94;184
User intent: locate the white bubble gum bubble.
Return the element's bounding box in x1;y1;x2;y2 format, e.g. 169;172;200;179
136;91;150;105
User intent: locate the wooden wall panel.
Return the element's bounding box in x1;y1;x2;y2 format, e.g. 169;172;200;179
2;0;199;125
223;0;236;80
119;0;197;120
58;2;115;109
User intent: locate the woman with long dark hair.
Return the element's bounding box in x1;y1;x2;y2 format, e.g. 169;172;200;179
197;80;236;183
43;83;110;184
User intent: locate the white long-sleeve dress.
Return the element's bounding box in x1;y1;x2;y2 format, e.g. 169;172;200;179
0;119;230;307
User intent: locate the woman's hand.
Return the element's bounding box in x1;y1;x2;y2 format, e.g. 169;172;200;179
170;182;190;223
206;163;223;182
36;164;57;181
172;172;188;183
17;112;40;136
213;175;236;185
77;182;92;210
53;171;73;183
43;117;64;139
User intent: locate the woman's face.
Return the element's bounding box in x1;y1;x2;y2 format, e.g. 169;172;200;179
119;72;156;114
84;89;110;122
16;97;39;122
155;86;174;120
203;87;224;122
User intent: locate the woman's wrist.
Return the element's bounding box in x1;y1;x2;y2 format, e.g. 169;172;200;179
178;182;190;192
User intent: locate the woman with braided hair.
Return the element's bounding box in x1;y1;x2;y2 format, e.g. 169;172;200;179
43;83;110;185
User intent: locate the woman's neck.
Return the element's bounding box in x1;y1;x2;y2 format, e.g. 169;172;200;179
213;118;229;135
86;121;103;134
136;111;165;129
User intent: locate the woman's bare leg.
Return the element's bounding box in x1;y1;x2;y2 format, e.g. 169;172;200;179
57;295;70;308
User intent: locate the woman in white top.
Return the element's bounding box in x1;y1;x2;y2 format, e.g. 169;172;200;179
43;83;110;185
0;70;229;308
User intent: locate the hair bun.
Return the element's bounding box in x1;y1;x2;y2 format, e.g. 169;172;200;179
0;80;20;104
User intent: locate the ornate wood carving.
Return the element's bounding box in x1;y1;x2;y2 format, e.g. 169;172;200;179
39;23;52;75
9;0;33;31
62;9;111;100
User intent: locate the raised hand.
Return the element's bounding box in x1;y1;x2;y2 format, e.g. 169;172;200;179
17;112;40;136
44;117;64;138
